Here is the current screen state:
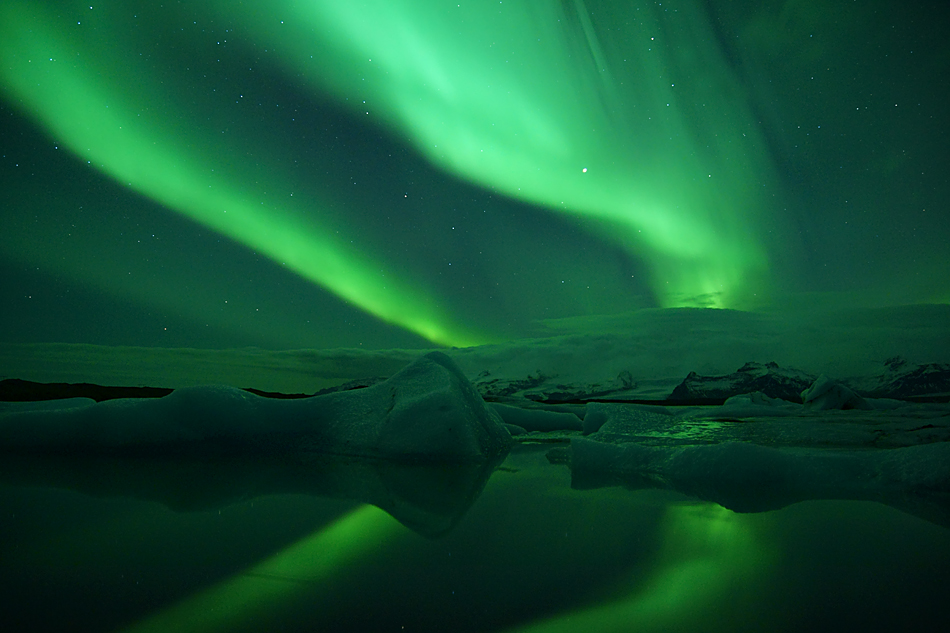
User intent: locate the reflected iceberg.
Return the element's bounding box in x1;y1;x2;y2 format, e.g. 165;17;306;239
0;352;511;537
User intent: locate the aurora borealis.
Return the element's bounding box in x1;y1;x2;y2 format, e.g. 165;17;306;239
1;0;948;349
2;4;950;629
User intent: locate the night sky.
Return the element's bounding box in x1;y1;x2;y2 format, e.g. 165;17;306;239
1;0;948;352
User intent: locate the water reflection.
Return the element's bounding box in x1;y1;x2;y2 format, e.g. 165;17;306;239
0;450;502;538
1;445;948;632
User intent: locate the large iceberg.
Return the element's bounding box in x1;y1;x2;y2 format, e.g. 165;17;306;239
0;352;512;537
0;351;511;463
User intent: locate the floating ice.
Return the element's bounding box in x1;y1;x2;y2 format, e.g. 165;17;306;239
801;374;869;410
568;437;950;522
0;352;511;463
490;403;582;432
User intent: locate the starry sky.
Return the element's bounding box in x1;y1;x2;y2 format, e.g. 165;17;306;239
1;0;948;352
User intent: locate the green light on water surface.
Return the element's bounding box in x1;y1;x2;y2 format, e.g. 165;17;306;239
120;505;404;633
503;502;773;633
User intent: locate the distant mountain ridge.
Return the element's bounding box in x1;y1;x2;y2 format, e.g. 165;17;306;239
667;361;816;404
667;357;950;404
473;357;950;405
854;356;950;399
2;356;948;404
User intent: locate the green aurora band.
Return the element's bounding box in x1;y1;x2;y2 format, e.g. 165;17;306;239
237;0;780;307
1;0;784;345
0;1;483;347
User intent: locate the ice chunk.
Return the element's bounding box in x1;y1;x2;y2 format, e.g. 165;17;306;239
582;405;610;435
717;391;803;418
490;403;582;431
568;437;950;518
0;352;511;463
802;375;869;410
582;402;678;436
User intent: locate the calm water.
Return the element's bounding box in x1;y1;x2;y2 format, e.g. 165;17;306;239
2;444;948;632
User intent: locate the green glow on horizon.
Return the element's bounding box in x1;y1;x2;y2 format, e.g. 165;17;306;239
228;0;780;308
0;2;487;347
120;505;404;633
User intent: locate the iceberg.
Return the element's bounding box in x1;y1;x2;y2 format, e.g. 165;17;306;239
489;402;583;432
801;374;869;410
567;438;950;526
0;352;511;537
0;351;511;463
550;388;950;528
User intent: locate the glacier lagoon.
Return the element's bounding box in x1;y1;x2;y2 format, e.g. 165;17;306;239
2;331;949;632
2;0;949;627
